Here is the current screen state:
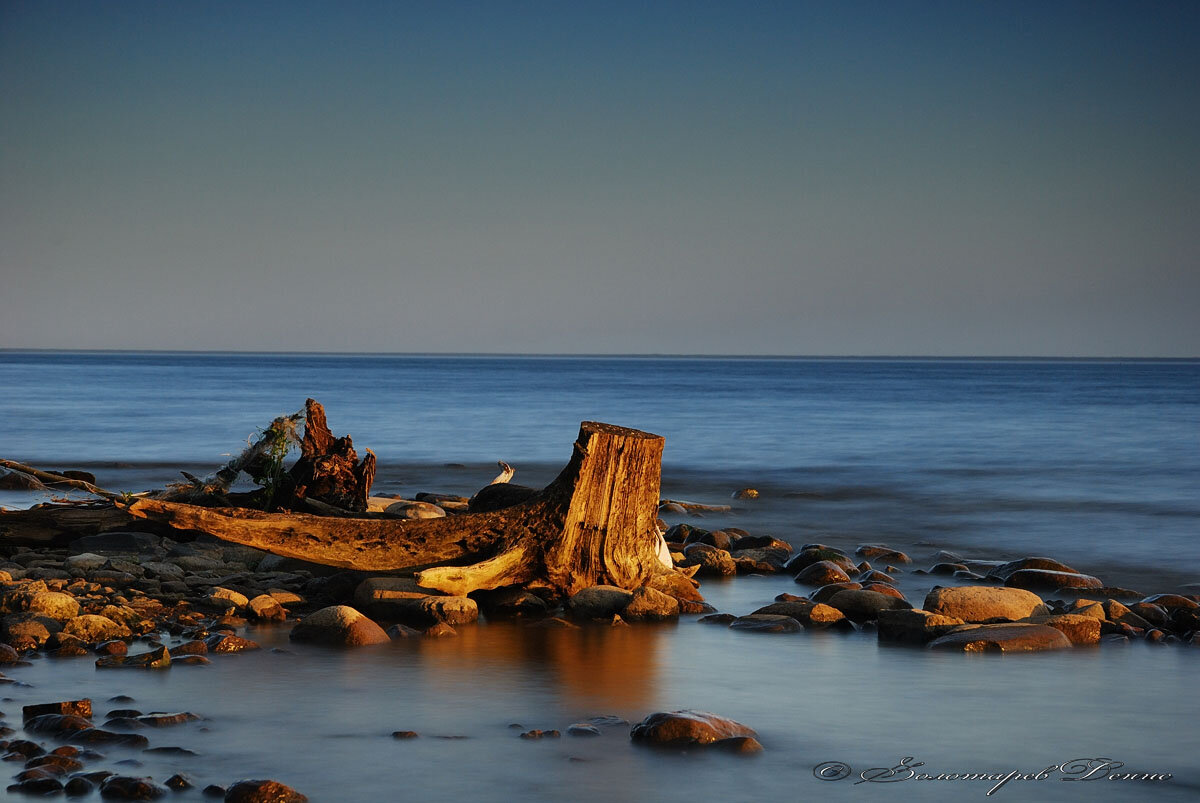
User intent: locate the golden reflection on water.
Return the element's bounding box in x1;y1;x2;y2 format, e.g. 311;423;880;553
410;620;668;710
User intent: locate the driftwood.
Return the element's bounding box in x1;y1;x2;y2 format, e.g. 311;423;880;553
0;503;138;546
128;422;681;596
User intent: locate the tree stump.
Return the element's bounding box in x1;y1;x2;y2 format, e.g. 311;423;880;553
127;422;682;596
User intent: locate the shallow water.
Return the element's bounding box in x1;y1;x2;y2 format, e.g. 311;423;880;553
1;353;1198;799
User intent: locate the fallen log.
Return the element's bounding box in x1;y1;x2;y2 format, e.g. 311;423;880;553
128;421;685;596
0;503;138;546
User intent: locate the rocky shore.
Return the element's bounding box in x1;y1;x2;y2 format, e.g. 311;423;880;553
0;504;1197;797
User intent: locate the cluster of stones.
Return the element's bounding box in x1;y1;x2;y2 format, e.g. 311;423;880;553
1;698;305;800
692;542;1200;652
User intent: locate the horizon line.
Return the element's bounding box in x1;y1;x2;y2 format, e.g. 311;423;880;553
1;348;1197;362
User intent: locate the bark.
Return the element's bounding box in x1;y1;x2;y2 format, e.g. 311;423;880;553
0;503;138;546
127;422;681;596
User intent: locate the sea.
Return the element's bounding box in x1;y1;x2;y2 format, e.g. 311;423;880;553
0;351;1197;801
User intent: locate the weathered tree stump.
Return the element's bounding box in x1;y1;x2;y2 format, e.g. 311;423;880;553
283;399;376;512
127;422;681;596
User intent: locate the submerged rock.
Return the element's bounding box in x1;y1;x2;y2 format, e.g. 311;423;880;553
224;779;308;802
620;587;680;621
1005;569;1103;591
729;614;803;633
927;623;1073;653
567;586;634;619
630;710;756;747
96;646;170;670
877;609;966;644
793;561;851;586
825;589;912;622
98;774;169;799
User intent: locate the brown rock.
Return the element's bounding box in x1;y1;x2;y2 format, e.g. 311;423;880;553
793;561;852;586
729;614;803;633
224;779;308;802
567;586;634;619
205;633;261;653
923;586;1049;623
631;710;756;747
289;605;389;647
826;589;912;622
1027;614;1101;646
646;572;705;603
63;614;131;642
23;699;92;722
1005;569;1102;590
928;623;1073;653
877;609;966;644
98;775;169;798
620;587;680;621
855;545;912;564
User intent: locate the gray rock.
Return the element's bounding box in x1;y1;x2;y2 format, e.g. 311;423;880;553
68;532;160;554
568;586;634;619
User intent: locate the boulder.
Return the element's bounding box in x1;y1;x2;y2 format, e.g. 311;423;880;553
1026;614;1101;646
681;544;737;577
923;586;1049;623
2;612;62;647
646;572;705;603
825;589;912;622
793;561;852;586
1103;600;1152;630
986;557;1082;582
630;710;756;747
64;553;108;572
927;623;1073;653
98;775;169;799
785;547;857;575
95;646;171;669
24;591;80;621
206;587;250;611
729;614;803;633
809;581;862;603
751;600;846;628
567;586;635;619
205;633;261;653
1005;569;1102;591
247;594;287;622
23;700;92;722
620;587;680;621
877;609;966;644
855;545;912;564
63;614;131;642
289;605;389;647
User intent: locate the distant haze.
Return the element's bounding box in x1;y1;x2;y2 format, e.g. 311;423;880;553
2;1;1197;356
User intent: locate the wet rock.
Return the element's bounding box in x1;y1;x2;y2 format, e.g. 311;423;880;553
138;712;199;727
1005;569;1103;591
0;642;20;664
630;710;756;747
923;586;1049;623
25;713;93;736
1126;602;1170;628
65;553;108;572
785;547;856;575
861;583;907;601
567;724;602;737
353;577;436;615
729;614;803;633
855;545;912;564
731;488;759;499
204;633;261;653
289;605;389;647
567;586;634;619
751;600;846;628
927;562;969;576
26;753;83;772
986;557;1082;582
95;639;129;657
67;728;150;747
423;622;457;637
242;594;285;623
473;588;550;617
808;582;863;603
64;614;131;642
687;529;733;550
64;776;95;795
681;544;737;577
203;785;226;797
392;730;419;739
1143;593;1198;610
98;775;169;799
6;739;46;758
1103;600;1152;630
223;779;308;802
95;646;170;669
646;572;705;603
165;774;192;790
825;589;910;622
713;735;764;754
620;587;680;621
1027;614;1102;646
698;613;736;625
23;699;92;721
877;609;966;644
207;587;249;611
856;569;894;585
385;623;423;639
173;655;211;666
7;776;64;795
519;729;560;739
417;596;479;626
793;561;852;586
928;623;1073;653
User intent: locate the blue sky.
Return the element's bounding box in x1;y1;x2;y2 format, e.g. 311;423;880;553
2;1;1197;355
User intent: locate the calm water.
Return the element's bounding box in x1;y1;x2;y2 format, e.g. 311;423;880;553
1;352;1198;801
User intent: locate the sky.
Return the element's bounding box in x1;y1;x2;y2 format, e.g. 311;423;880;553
1;1;1197;356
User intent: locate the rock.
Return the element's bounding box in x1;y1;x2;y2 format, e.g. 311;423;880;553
0;642;20;663
986;556;1083;582
1005;569;1103;591
688;529;733;550
391;730;419;739
64;553;108;572
732;535;793;553
620;587;680;621
224;779;308;802
1027;614;1101;646
1067;600;1107;619
172;640;208;655
751;600;846;628
247;595;287;622
630;710;756;747
856;569;894;585
165;774;192;790
793;561;852;586
2;612;62;647
923;586;1049;623
0;467;46;490
927;562;968;575
23;699;91;722
713;736;764;754
729;614;803;633
204;633;261;653
646;571;705;603
519;729;560;739
928;623;1073;652
566;724;602;737
1103;600;1153;630
7;777;63;795
383;501;446;519
567;586;635;619
68;532;161;554
855;545;912;564
698;613;737;625
96;646;170;669
877;609;966;644
1142;593;1198;610
98;775;169;799
352;577;435;619
24;713;93;736
385;624;423;639
423;622;457;637
731;488;759;499
289;605;389;647
23;591;80;621
417;596;479;626
809;582;863;603
1126;602;1170;628
207;587;250;611
138;712;199;727
473;588;550;617
64;614;131;642
680;544;737;577
785;547;857;575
